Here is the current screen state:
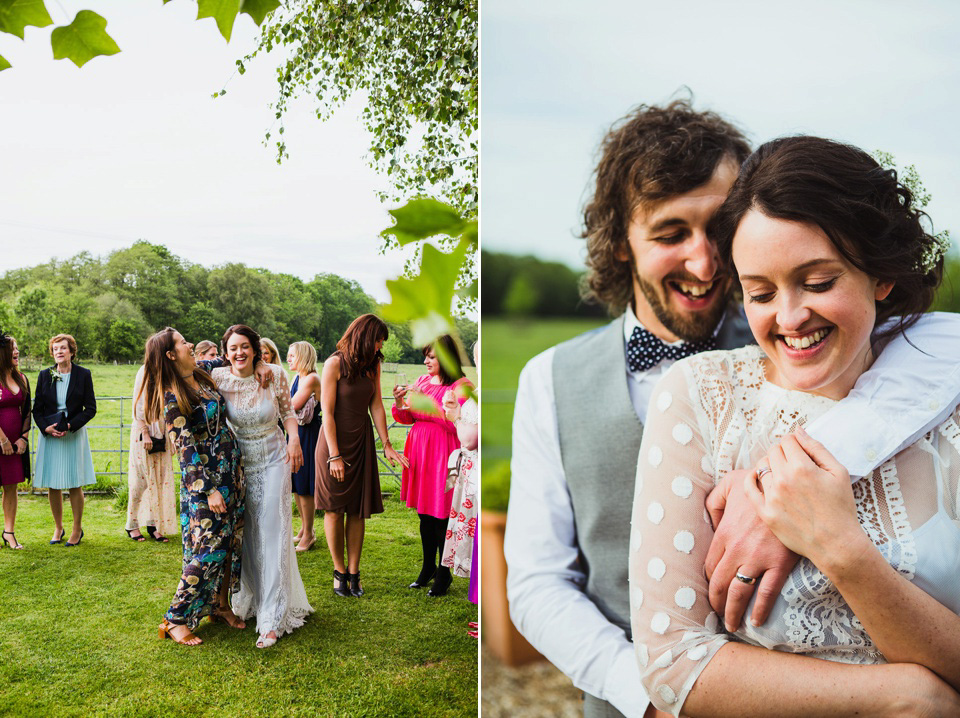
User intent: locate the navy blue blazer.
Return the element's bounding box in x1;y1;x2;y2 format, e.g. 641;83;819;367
33;363;97;433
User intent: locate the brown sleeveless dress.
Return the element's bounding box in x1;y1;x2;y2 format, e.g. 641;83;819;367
314;367;384;518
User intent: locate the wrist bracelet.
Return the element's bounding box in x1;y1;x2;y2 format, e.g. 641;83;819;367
327;455;341;463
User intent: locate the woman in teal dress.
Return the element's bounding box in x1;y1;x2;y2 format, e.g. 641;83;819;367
141;328;248;646
32;334;96;547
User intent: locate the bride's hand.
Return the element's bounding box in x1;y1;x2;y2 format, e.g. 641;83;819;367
744;428;868;571
286;438;303;473
255;362;273;388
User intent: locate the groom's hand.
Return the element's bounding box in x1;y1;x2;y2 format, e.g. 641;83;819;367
705;469;799;632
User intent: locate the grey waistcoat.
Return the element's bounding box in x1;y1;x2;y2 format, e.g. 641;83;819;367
552;309;753;638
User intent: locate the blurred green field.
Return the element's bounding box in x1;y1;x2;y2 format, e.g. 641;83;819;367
481;317;607;455
19;361;474;493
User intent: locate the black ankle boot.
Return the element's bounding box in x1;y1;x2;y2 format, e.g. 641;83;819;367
333;569;351;597
348;572;364;597
428;566;452;597
409;565;436;589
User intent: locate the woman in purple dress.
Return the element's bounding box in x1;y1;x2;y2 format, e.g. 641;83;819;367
0;333;30;550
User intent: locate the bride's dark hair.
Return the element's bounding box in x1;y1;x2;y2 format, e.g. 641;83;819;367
711;136;944;343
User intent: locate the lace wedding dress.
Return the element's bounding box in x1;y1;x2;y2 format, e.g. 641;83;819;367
629;345;960;715
212;364;313;639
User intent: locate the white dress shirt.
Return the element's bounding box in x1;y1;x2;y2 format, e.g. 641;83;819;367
505;311;960;718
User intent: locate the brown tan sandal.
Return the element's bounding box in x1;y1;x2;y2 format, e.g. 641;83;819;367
211;609;246;629
158;619;202;645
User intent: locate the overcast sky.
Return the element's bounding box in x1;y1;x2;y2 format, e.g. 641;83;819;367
481;0;960;269
0;1;415;301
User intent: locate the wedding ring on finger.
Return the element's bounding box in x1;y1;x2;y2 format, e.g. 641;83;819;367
756;465;772;481
735;571;758;585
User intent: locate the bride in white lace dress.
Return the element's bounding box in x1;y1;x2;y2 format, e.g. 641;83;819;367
629;138;960;716
213;325;313;648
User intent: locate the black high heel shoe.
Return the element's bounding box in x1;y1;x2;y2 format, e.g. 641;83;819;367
408;566;436;589
1;531;23;550
333;569;352;597
428;567;452;597
50;528;65;545
348;572;364;597
65;529;84;547
146;525;169;543
125;528;146;542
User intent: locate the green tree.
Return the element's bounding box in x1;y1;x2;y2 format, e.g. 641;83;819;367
306;273;377;358
104;241;186;330
181;301;226;346
207;263;277;335
13;287;55;358
107;318;145;362
263;271;320;349
89;293;151;360
0;0;278;70
244;0;477;217
380;334;405;364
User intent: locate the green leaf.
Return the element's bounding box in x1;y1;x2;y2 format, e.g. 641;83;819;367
0;0;52;40
381;199;467;246
461;218;478;248
50;10;120;68
0;53;10;71
431;338;463;387
381;238;469;346
408;392;442;416
197;0;241;42
239;0;280;26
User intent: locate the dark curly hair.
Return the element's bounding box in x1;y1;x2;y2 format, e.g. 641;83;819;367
581;99;751;314
711;136;943;344
220;324;263;366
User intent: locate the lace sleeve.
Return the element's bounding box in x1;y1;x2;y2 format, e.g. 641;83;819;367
273;365;295;423
164;392;214;496
628;361;728;715
459;397;478;425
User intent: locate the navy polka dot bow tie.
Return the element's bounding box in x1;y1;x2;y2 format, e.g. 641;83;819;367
626;325;716;373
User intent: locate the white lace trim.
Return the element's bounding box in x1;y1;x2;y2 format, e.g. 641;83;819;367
684;346;918;657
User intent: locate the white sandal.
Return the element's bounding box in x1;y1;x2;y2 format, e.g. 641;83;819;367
256;632;277;649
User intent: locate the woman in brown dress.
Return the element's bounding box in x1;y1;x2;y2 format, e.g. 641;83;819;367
314;314;407;597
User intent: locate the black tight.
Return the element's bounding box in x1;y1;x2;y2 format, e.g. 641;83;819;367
416;513;451;584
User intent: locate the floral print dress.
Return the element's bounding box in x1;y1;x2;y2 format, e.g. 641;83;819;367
163;384;245;629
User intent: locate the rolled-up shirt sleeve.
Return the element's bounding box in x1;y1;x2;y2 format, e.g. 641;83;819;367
628;362;727;715
506;348;649;718
807;311;960;478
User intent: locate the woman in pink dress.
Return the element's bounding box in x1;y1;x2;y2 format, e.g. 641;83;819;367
392;334;472;596
0;333;30;550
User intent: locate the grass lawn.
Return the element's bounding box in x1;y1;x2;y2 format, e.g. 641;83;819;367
480;317;607;454
0;494;478;717
19;361;474;496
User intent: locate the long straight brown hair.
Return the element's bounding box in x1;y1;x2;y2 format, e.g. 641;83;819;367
335;314;388;382
0;334;27;397
140;328;217;424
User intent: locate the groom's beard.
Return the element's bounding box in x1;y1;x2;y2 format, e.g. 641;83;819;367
631;259;731;343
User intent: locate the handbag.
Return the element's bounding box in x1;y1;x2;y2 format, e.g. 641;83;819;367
295;395;317;426
146;432;167;454
446;449;463;492
43;412;68;433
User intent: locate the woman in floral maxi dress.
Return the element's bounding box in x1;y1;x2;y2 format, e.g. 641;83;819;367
142;328;249;646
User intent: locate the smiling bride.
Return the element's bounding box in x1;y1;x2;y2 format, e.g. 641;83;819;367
205;324;313;648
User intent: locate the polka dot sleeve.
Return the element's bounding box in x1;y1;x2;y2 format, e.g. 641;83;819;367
628;360;728;715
